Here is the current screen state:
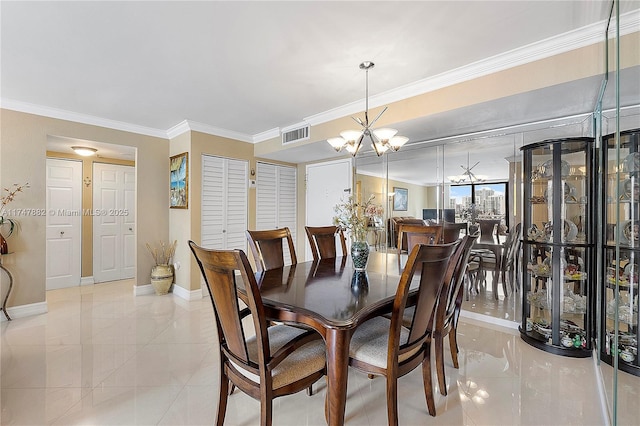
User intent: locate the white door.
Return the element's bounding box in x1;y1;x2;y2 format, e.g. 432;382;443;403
46;158;82;290
93;163;135;283
256;162;297;264
305;158;352;259
201;155;248;251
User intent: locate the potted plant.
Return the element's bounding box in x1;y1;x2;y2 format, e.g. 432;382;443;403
333;194;383;271
0;183;29;254
145;240;177;295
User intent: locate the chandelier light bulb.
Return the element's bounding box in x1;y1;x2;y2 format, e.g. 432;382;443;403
327;137;346;152
372;128;398;142
340;130;363;143
388;136;409;151
373;141;390;154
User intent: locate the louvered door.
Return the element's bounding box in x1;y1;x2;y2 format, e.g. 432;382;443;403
201;155;248;251
256;162;297;264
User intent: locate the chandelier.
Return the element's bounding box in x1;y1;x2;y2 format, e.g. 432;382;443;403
448;153;487;183
327;61;408;157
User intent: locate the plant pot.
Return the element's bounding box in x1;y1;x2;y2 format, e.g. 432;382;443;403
350;241;369;271
151;264;173;295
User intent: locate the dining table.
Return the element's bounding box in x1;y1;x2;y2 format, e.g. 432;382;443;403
244;252;414;426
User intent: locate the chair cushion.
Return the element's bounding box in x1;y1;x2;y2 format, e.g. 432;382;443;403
349;316;420;369
236;325;326;390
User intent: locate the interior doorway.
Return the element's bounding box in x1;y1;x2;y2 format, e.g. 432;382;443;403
45;137;137;288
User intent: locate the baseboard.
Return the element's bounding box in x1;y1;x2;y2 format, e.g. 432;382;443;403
459;310;520;332
0;301;48;322
172;283;203;301
133;283;156;296
80;276;94;286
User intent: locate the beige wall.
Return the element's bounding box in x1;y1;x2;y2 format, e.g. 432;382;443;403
0;109;168;308
186;131;257;291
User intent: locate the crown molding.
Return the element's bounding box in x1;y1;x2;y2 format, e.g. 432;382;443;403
252;127;281;143
166;119;254;142
302;10;640;130
0;98;168;139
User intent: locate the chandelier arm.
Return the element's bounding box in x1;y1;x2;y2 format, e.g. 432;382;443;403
368;106;388;128
352;116;364;126
351;134;365;157
370;133;383;157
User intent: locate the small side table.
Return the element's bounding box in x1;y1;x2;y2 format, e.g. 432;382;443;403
0;253;14;321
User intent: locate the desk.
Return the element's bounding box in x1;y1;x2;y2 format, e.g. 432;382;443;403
249;253;409;426
0;253;14;321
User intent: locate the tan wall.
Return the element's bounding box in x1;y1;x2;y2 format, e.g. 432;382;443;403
0;109;168;308
168;132;192;290
187;131;257;291
46;151;135;278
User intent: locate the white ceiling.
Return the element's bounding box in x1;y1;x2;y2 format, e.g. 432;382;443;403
2;1;639;180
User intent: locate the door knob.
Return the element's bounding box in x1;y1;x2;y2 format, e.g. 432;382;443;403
129;227;133;231
60;231;65;236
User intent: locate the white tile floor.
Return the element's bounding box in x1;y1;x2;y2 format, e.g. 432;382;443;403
0;279;623;425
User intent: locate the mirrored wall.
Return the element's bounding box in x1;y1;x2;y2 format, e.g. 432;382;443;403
595;1;640;424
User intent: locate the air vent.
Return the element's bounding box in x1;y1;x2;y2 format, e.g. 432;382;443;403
282;125;310;145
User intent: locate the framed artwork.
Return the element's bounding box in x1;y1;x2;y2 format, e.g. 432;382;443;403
393;187;408;211
170;152;189;208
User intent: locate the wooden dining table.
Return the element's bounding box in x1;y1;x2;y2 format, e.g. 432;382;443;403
244;252;414;426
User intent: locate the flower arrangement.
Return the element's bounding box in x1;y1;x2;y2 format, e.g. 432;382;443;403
145;240;178;266
0;183;30;237
333;194;383;242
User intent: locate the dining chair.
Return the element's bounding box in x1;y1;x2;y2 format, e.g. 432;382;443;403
304;225;347;260
348;240;460;423
246;227;297;272
477;223;522;296
397;233;477;395
431;233;479;395
477;219;501;244
188;241;326;426
441;222;468;243
396;223;443;255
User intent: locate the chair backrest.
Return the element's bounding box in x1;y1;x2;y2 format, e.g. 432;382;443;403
434;233;478;337
246;227;297;272
442;222;468;243
502;223;522;269
390;240;460;360
397;224;443;253
188;241;270;370
477;219;501;243
305;225;347;260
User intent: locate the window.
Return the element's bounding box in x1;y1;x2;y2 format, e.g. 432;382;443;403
448;182;509;227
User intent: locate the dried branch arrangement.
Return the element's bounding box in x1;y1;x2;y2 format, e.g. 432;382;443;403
145;240;178;266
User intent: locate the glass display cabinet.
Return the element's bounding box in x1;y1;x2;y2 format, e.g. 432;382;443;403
602;129;640;375
521;137;594;357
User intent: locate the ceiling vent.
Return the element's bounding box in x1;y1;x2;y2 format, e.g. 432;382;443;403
282;125;310;145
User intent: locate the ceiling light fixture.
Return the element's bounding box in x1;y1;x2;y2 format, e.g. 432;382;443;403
327;61;408;157
448;153;487;183
71;146;97;156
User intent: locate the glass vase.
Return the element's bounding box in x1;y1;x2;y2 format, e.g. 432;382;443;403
350;240;369;271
